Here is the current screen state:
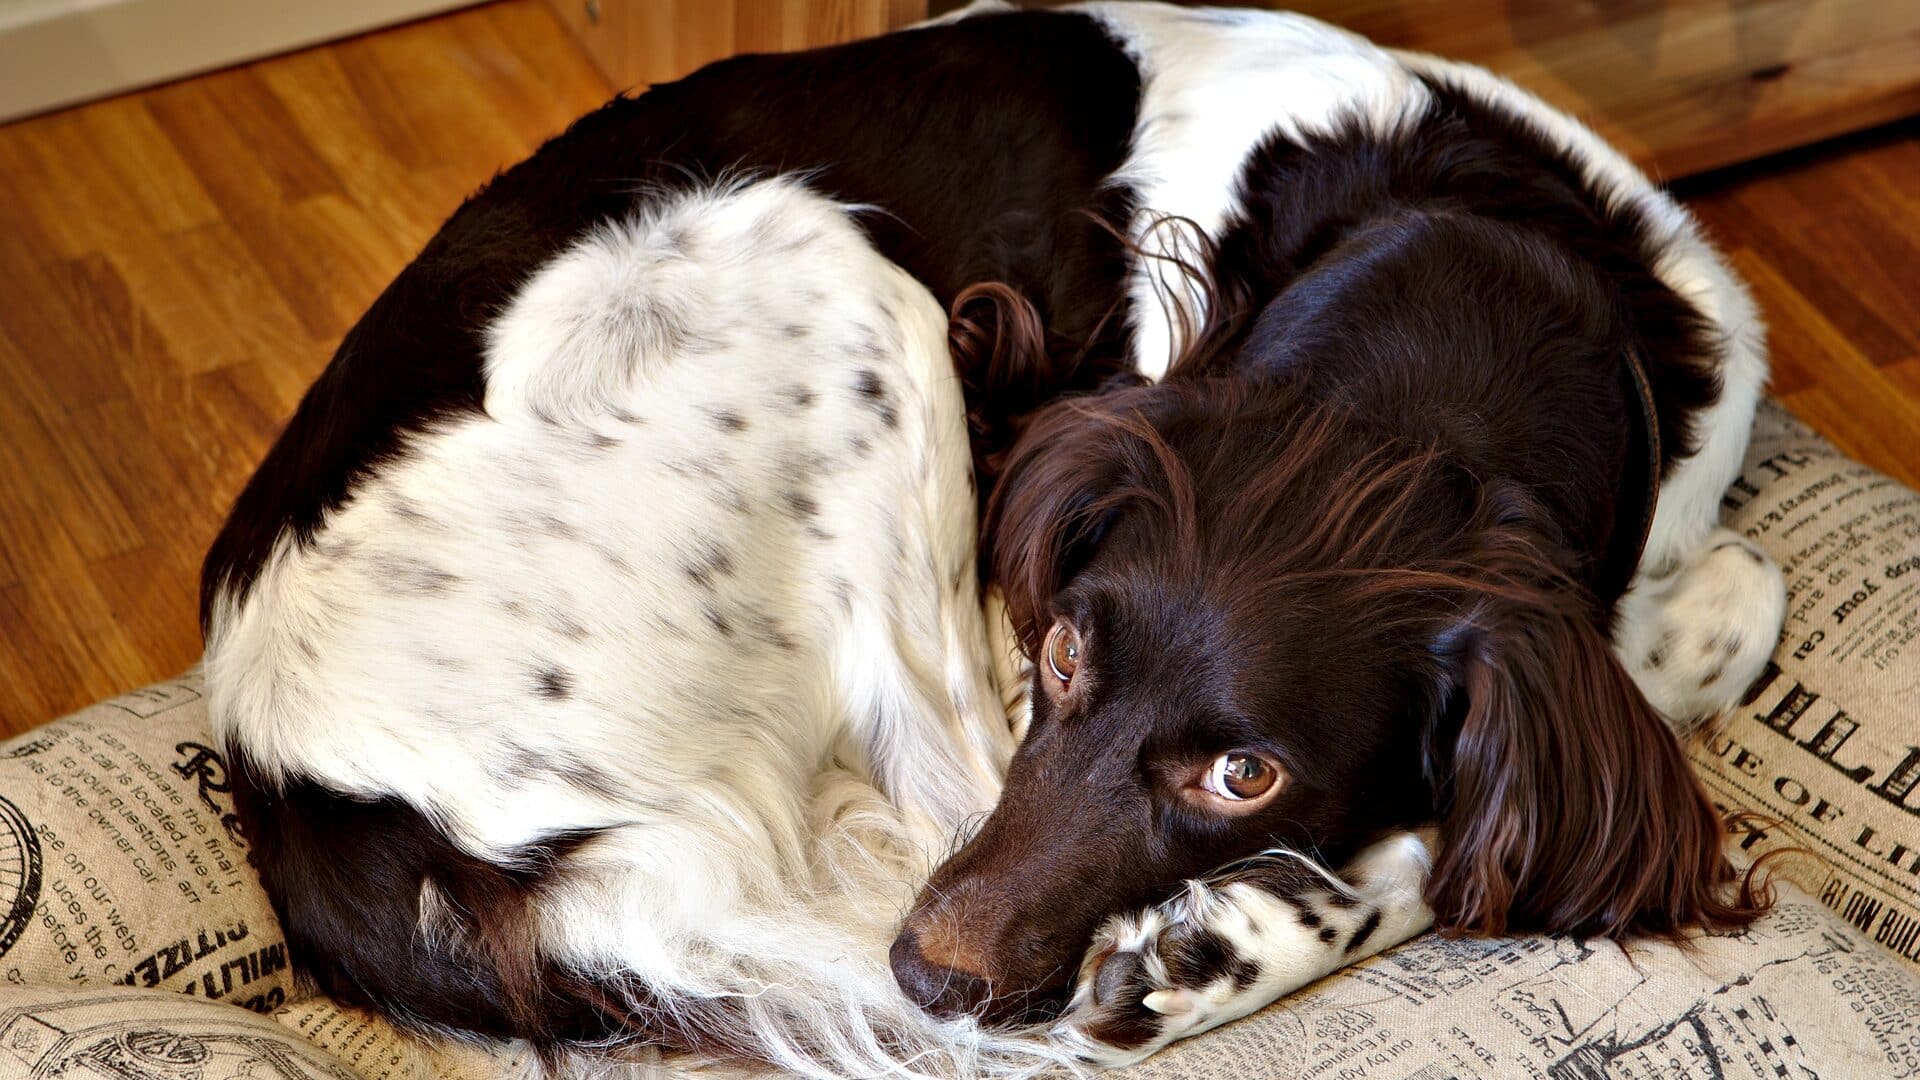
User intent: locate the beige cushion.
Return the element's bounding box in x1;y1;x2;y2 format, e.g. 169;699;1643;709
1689;402;1920;965
2;398;1916;1078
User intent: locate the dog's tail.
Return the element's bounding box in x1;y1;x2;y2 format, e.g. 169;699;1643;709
230;737;1075;1080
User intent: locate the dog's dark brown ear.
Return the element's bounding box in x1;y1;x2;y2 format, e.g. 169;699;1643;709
1426;536;1766;939
949;283;1056;497
982;397;1128;654
983;384;1193;655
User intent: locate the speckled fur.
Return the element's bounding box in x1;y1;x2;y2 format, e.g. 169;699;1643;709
205;179;1039;1076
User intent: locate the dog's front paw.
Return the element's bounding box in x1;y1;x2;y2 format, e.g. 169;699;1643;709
1618;527;1786;728
1050;833;1436;1068
1050;883;1254;1067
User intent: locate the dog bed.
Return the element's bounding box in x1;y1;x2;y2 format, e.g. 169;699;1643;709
2;399;1916;1079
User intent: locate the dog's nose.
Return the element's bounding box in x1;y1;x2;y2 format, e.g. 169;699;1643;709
889;927;992;1017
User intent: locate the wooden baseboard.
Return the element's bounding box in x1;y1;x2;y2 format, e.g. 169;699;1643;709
0;0;478;122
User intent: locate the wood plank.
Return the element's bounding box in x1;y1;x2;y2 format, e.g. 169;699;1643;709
102;221;315;378
1300;0;1920;178
1685;119;1920;368
3;112;165;259
0;0;476;123
0;1;611;733
1729;250;1920;489
545;0;927;91
0;508;156;728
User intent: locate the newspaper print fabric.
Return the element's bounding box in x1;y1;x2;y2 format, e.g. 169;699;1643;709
1115;892;1918;1079
0;988;357;1080
0;671;292;1012
1695;400;1920;971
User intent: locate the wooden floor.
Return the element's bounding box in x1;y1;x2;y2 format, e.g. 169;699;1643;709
1680;120;1920;473
0;1;1916;736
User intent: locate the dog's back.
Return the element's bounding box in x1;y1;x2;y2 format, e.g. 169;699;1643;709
200;10;1140;632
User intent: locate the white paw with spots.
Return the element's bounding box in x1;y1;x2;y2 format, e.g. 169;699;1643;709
1053;832;1435;1067
1617;527;1786;728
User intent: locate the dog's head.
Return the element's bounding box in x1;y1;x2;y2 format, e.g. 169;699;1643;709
889;375;1753;1022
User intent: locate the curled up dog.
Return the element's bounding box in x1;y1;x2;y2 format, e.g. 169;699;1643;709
202;4;1787;1076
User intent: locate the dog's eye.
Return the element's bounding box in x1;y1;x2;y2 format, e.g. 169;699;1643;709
1044;621;1080;686
1205;752;1279;801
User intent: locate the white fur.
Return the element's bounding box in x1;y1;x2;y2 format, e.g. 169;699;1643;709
1078;2;1431;380
983;589;1036;744
1616;528;1787;723
916;0;1014;28
206;178;1057;1078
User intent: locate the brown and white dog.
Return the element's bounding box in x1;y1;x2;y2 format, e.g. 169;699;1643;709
201;3;1783;1075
